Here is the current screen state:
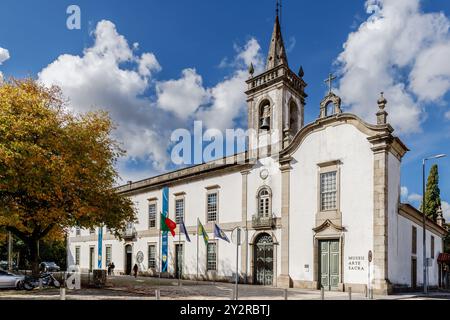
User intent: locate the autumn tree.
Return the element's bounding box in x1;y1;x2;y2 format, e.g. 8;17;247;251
0;79;136;275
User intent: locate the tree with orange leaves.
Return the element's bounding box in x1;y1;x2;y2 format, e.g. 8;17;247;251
0;79;136;275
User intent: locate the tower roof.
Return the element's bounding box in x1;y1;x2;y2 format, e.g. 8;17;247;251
266;15;288;70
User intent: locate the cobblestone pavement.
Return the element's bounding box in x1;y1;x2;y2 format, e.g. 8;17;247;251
0;275;449;300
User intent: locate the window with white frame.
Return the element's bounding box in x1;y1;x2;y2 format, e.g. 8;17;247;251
105;246;112;267
207;192;218;222
76;227;81;236
175;198;185;224
207;242;217;271
258;188;271;217
320;171;337;211
148;202;157;229
75;247;80;265
148;244;156;269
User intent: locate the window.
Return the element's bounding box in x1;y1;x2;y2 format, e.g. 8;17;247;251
289;100;299;135
148;202;157;229
105;246;112;267
412;226;417;254
175;198;185;224
207;192;218;222
325;102;334;117
75;247;80;265
207;242;217;271
431;236;435;259
148;244;156;269
320;171;337;211
89;228;95;235
258;188;271;217
76;227;81;236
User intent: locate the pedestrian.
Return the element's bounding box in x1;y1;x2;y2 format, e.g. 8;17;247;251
107;263;111;276
133;264;138;278
110;262;115;276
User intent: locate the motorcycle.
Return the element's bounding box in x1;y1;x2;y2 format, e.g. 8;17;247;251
23;272;61;291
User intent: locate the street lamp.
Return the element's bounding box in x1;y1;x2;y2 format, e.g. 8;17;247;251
422;154;446;294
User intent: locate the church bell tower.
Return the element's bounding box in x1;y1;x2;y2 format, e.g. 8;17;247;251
246;12;307;160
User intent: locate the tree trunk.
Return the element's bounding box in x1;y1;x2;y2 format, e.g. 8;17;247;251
28;239;40;277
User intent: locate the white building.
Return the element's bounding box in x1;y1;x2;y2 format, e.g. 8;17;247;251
67;14;448;294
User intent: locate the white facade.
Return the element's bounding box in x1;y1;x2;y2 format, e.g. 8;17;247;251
67;16;447;294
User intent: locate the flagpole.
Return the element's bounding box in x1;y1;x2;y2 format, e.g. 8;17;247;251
178;220;181;286
196;218;199;284
158;213;162;287
212;224;216;285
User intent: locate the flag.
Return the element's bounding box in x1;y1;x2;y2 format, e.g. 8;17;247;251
161;213;176;237
214;224;230;243
198;219;209;246
180;220;191;242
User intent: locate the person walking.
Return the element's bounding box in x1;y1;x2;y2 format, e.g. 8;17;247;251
133;264;138;278
110;262;115;276
107;263;111;276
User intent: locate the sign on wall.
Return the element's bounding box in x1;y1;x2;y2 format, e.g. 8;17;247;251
347;256;366;271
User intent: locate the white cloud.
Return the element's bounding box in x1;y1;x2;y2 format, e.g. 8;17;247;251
156;68;209;120
401;186;422;204
38;20;169;174
442;201;450;221
336;0;450;134
0;47;10;81
38;20;264;182
445;111;450;120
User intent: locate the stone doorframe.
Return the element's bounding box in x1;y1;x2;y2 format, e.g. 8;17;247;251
248;230;279;286
124;243;134;275
312;219;346;291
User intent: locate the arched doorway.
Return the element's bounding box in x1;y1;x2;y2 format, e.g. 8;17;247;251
254;233;274;286
125;245;132;275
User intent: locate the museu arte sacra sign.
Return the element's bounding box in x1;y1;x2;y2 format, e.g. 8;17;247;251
347;256;366;271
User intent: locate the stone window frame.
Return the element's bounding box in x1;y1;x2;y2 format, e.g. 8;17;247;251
148;197;158;230
317;160;341;215
206;240;218;272
147;242;157;270
174;192;186;225
258;99;272;132
75;227;81;237
205;185;220;223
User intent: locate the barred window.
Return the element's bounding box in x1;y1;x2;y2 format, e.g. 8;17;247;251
175;199;185;224
75;247;80;266
412;226;417;254
258;188;271;217
207;242;217;271
431;236;435;259
148;245;156;269
149;203;157;229
320;171;337;211
207;192;218;222
76;227;81;236
105;246;112;267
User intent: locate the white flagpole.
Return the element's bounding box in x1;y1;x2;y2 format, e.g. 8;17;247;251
158;213;162;286
196;218;199;284
178;220;181;286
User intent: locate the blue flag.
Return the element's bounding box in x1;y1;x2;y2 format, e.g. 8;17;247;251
214;224;230;243
180;220;191;242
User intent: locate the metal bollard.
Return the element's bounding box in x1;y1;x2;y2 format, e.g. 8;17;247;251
364;285;368;298
348;287;352;300
60;287;66;300
231;288;234;300
369;288;373;300
320;287;325;300
155;289;160;300
284;289;288;300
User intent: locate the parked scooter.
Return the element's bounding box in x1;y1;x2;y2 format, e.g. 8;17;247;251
23;272;61;290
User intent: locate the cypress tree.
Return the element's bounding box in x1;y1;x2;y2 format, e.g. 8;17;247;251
421;164;442;221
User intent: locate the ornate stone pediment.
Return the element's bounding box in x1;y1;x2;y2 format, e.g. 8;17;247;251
313;219;346;235
319;92;342;118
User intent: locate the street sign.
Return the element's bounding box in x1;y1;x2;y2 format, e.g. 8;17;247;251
368;250;373;263
231;227;244;246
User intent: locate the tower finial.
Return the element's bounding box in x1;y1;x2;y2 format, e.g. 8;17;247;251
377;91;388;125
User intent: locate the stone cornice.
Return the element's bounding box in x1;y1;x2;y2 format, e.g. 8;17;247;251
399;203;448;237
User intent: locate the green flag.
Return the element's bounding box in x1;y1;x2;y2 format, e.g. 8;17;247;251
198;219;209;246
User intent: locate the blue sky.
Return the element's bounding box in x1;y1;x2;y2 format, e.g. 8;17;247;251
1;0;450;217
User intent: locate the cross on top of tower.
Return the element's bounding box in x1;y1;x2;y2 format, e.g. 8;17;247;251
324;73;337;94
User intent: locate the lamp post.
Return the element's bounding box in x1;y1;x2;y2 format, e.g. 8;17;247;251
422;154;446;294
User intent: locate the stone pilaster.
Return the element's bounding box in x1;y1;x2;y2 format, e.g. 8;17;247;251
369;135;392;295
277;158;292;288
241;170;250;283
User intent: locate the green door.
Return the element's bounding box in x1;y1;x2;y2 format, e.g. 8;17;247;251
319;240;340;291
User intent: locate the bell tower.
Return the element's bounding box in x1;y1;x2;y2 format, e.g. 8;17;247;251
245;12;307;160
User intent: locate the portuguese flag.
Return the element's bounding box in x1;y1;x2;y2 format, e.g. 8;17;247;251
161;213;177;237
